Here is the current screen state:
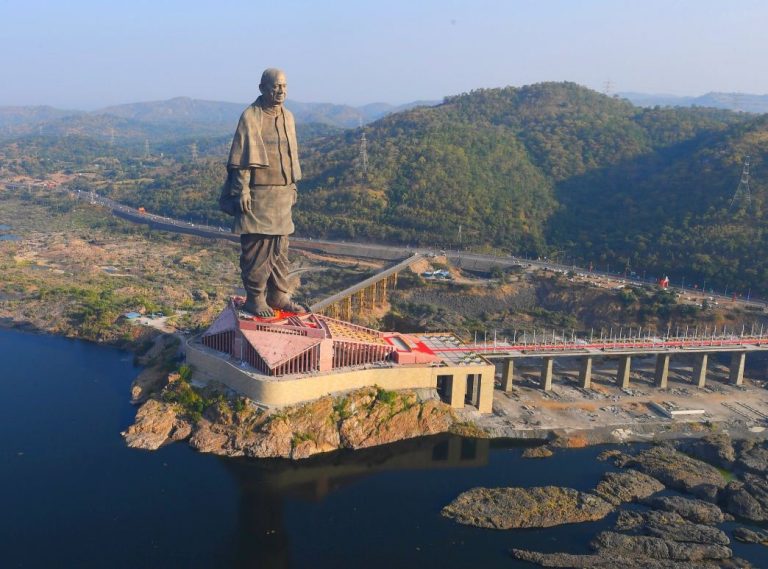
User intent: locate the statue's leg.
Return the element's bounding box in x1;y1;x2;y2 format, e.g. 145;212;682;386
240;234;275;317
267;236;307;313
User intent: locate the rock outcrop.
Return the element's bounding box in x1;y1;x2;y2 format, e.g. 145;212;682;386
522;445;554;458
337;392;451;450
441;486;613;529
721;473;768;521
129;366;169;404
510;549;708;568
733;526;768;545
591;531;732;562
642;495;730;525
593;469;664;506
735;440;768;475
614;510;730;546
676;434;736;469
123;399;192;450
125;386;455;460
624;445;727;500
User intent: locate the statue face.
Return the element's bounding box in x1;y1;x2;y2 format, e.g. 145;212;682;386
260;72;287;106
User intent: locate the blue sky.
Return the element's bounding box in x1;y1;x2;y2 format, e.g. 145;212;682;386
1;0;766;108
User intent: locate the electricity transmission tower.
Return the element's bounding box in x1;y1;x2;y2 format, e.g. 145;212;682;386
190;142;198;163
729;156;752;211
358;130;369;179
144;139;150;159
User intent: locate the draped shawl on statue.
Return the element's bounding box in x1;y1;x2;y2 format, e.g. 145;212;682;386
226;96;302;182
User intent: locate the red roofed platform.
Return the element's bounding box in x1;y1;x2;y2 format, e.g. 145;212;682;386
201;298;401;376
188;299;495;413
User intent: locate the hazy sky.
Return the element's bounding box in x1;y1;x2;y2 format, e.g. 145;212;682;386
1;0;766;109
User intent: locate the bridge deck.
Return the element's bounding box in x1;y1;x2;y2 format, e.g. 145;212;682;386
310;253;423;312
426;336;768;359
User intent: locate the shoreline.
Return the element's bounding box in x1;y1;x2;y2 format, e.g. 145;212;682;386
3;322;767;458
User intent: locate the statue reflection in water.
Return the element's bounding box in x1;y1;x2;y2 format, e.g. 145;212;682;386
220;434;490;569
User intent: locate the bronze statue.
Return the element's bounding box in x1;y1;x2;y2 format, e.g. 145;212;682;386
224;68;305;317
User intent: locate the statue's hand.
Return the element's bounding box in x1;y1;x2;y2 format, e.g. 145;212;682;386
239;191;251;214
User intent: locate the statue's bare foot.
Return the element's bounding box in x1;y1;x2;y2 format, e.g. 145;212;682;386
268;295;308;314
243;296;274;318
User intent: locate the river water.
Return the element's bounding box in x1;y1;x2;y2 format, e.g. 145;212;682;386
0;223;20;240
1;328;766;568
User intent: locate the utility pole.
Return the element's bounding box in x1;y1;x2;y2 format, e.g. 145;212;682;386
729;156;752;211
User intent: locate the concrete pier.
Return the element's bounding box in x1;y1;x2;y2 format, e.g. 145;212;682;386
617;356;632;388
655;354;671;389
501;359;514;392
541;357;554;391
729;352;746;386
447;374;468;410
477;373;494;414
693;354;708;388
579;356;593;389
467;373;481;406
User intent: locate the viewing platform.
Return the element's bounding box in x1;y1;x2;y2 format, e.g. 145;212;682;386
185;298;495;412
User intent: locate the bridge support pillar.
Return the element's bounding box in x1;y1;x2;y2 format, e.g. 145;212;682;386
617;356;631;388
655;354;670;389
579;357;593;389
729;352;746;386
477;373;494;414
693;354;708;388
447;374;467;409
541;357;554;391
501;359;514;392
468;374;481;406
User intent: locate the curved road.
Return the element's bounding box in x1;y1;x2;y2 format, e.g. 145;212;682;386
66;187;766;309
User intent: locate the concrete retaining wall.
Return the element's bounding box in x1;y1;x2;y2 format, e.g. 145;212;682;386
186;338;494;411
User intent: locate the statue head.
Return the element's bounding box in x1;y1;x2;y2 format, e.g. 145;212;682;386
259;68;287;107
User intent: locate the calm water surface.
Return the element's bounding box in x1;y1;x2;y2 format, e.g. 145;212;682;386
0;223;20;241
1;328;766;568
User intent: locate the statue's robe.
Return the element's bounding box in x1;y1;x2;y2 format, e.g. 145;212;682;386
227;96;301;235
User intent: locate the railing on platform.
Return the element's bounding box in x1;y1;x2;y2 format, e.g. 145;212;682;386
430;329;768;356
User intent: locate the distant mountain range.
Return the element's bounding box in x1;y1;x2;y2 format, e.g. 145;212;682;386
0;97;440;143
619;91;768;114
2;90;766;144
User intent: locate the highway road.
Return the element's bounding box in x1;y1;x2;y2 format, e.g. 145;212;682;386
42;185;768;310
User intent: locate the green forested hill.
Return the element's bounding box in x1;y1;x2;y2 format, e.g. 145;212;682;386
4;82;766;295
296;82;763;293
550;114;768;293
298;108;555;249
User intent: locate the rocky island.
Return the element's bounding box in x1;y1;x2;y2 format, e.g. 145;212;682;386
123;368;467;459
439;434;768;568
